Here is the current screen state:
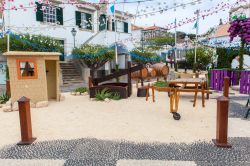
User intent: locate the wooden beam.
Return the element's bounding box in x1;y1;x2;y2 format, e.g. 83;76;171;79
93;64;144;84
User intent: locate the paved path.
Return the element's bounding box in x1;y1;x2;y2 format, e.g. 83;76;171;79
0;137;249;166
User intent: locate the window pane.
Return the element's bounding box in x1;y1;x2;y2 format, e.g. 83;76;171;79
81;13;87;29
20;62;35;77
43;5;57;23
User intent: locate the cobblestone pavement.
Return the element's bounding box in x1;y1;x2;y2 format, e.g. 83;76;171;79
229;101;250;120
0;137;249;166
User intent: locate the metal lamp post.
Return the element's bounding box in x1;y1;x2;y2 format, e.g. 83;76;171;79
71;28;77;48
184;35;189;73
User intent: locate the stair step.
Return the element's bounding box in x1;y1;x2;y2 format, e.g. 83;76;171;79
63;78;82;80
63;73;81;77
60;61;84;85
63;81;82;84
63;75;81;77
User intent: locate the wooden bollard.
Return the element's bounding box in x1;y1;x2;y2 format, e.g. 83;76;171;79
212;77;231;148
17;96;36;145
223;77;230;97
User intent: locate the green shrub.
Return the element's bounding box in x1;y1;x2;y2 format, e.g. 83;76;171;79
72;44;115;70
216;47;250;69
0;34;64;53
74;87;88;93
130;48;162;64
154;81;169;88
95;88;121;101
186;47;213;71
0;92;10;104
148;34;175;46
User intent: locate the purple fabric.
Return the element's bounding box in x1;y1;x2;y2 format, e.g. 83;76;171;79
210;70;250;94
210;69;233;91
231;71;237;85
240;71;250;94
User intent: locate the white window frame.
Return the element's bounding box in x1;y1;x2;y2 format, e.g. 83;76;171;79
43;6;57;24
81;13;87;29
116;21;124;33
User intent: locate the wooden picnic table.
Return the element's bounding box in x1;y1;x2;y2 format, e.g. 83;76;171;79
145;78;212;120
169;78;210;107
146;85;181;120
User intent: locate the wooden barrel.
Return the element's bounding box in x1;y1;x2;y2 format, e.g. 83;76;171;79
131;68;148;78
147;68;156;77
152;63;169;77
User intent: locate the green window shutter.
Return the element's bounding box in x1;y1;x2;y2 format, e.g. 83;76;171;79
99;14;106;31
75;11;82;28
86;13;92;30
124;22;128;33
112;19;115;31
56;7;63;25
35;2;43;22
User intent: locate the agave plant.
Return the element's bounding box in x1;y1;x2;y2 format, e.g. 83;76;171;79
95;88;121;101
111;92;121;100
0;92;10;104
95;88;113;101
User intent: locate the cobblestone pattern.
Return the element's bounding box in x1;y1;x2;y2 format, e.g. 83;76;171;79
0;137;249;166
210;95;249;120
229;101;249;120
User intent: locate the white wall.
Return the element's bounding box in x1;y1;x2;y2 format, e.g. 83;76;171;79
131;29;142;48
3;0;133;56
89;31;135;51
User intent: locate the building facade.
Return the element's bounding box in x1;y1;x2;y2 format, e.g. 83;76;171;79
2;0;134;58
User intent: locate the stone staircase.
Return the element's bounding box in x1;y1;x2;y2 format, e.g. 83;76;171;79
60;61;83;86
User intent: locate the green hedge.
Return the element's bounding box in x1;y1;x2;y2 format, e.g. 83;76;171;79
186;47;213;70
216;47;250;69
130;48;162;64
0;34;64;53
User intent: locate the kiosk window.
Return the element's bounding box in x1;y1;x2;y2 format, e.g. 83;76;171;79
17;60;38;79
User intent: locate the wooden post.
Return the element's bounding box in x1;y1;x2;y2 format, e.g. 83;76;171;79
212;77;231;148
140;69;144;87
6;80;11;97
17;96;36;145
223;77;230;97
152;85;155;103
88;77;93;88
127;61;132;97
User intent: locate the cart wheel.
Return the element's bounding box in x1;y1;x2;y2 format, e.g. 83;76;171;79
172;112;181;120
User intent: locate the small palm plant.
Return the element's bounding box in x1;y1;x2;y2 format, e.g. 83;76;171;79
95;88;121;101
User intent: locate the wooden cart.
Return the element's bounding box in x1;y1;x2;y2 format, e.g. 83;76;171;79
146;85;181;120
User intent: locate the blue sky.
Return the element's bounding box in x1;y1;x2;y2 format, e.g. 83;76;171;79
101;0;247;34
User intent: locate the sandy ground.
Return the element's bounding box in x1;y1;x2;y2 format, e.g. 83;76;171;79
0;85;249;148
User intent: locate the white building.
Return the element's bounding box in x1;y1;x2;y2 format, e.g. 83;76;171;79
2;0;134;59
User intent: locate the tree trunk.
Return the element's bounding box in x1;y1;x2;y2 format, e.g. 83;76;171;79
239;40;245;70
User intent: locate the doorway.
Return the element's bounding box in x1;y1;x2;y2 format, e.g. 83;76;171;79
45;60;57;100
